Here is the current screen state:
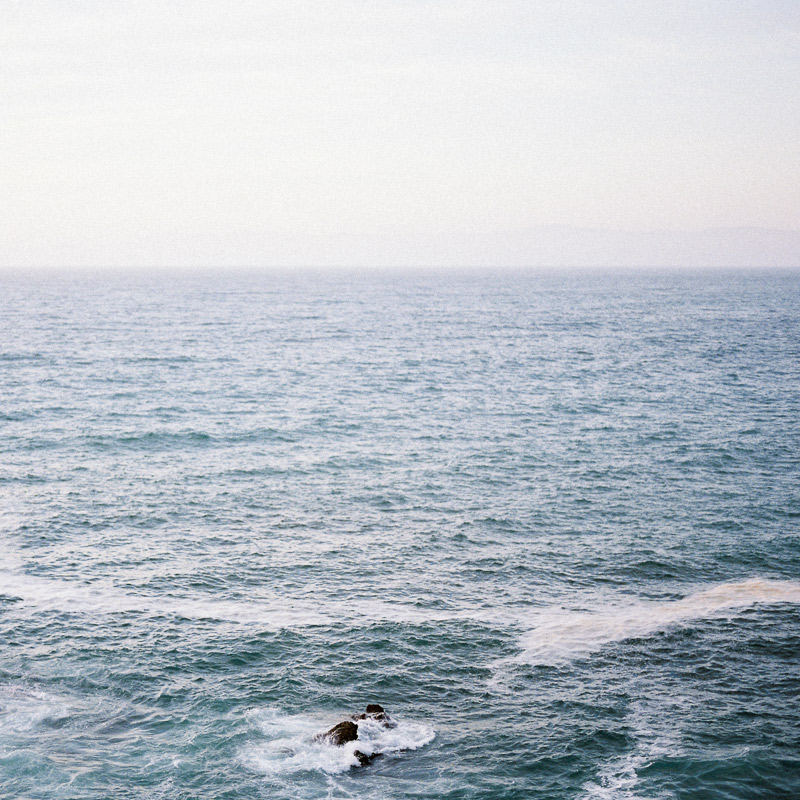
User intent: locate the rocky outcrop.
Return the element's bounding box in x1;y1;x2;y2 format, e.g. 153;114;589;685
314;720;358;746
354;703;397;729
313;704;396;766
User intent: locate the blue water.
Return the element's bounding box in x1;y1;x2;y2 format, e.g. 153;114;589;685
1;268;799;800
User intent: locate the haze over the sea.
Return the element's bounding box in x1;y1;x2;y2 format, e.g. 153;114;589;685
1;1;798;269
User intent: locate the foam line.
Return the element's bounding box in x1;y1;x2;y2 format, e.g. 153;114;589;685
516;578;800;666
0;569;334;628
3;562;797;648
0;567;486;628
0;554;498;629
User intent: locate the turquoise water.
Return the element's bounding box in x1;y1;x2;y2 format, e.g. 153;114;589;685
1;269;799;799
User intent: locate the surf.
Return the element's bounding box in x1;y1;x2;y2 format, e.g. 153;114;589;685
240;707;435;776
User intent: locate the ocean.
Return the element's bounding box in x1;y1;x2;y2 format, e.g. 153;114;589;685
1;268;799;799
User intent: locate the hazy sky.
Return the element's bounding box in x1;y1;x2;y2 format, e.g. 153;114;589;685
2;1;799;267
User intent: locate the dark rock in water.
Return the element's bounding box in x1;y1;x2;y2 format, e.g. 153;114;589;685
314;720;358;746
354;749;378;766
355;703;397;729
314;704;396;766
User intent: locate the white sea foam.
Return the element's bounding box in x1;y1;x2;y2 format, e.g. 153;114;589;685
515;578;800;666
0;567;474;629
3;543;798;655
0;567;334;628
0;547;496;629
0;682;118;743
240;707;435;776
352;715;436;758
0;685;73;736
579;694;689;800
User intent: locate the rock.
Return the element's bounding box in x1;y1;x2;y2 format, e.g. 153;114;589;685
356;703;397;729
354;749;375;765
313;704;396;765
313;720;358;746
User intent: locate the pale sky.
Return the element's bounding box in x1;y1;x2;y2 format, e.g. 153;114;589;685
2;1;799;268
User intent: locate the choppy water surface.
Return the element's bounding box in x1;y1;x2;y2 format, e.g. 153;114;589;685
1;268;799;800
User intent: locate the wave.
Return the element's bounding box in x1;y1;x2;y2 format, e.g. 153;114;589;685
515;578;800;666
240;707;434;775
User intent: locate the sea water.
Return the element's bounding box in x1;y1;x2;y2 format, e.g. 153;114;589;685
1;268;798;800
